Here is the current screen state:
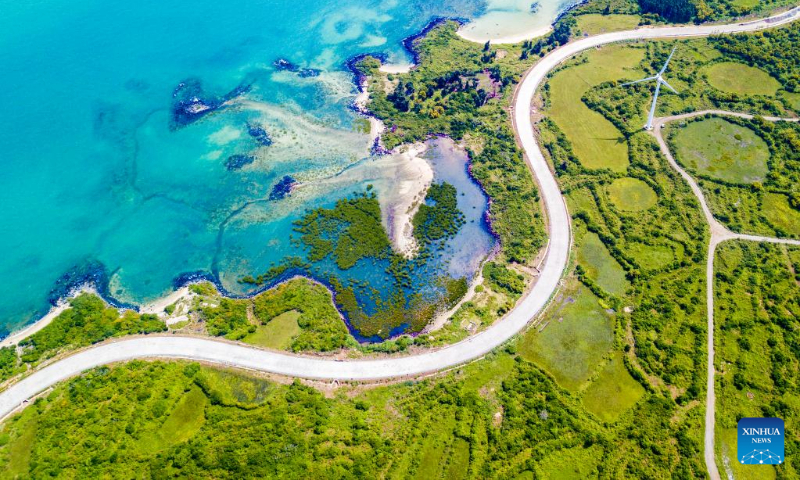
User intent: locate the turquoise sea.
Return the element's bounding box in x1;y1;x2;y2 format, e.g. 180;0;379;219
0;0;571;337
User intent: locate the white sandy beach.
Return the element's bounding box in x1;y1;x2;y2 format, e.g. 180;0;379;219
383;143;433;257
378;63;413;74
456;0;572;44
458;23;553;44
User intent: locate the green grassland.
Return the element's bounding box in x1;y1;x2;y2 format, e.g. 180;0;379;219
519;281;615;391
535;444;604;479
582;39;797;137
717;427;776;480
671;117;770;184
242;310;302;350
714;242;800;478
704;62;781;96
784;92;800;112
578;28;800;240
581;353;646;422
762;192;800;238
545;44;645;172
551;29;799;412
135;386;207;454
577;231;630;296
625;242;678;270
605;177;658;211
575;14;641;35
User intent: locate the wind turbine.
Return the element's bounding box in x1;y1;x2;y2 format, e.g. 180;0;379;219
622;47;678;131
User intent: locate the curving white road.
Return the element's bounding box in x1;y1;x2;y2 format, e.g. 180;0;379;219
1;9;798;472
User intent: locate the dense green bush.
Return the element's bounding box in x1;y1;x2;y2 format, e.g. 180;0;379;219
19;294;165;364
201;299;251;340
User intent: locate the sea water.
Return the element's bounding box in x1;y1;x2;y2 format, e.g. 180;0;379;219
0;0;568;336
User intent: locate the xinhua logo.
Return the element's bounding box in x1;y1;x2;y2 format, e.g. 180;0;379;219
738;417;784;465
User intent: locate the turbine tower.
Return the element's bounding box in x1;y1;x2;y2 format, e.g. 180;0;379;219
622;47;678;130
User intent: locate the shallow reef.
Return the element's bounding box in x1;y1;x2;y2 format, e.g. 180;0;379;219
272;58;321;78
269;176;297;200
247;123;273;146
171;78;251;128
225;154;255;171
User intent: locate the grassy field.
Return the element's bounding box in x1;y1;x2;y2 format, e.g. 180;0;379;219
704;62;781;96
784;92;800;113
671;117;769;184
519;281;614;391
577;231;630;296
136;386;207;454
762;192;800;238
242;310;302;350
730;0;759;6
194;367;274;407
581;354;646;423
714;242;800;478
575;14;640;35
3;408;36;478
536;445;603;479
605;177;658;212
625;242;676;270
546;45;645;172
717;428;776;480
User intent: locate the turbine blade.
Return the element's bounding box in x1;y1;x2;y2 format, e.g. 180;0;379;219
661;78;678;94
621;76;656;86
647;81;662;129
659;46;677;76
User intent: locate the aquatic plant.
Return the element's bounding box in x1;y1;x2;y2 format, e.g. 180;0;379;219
412;182;466;248
225;154;255;171
171;78;251;128
269;176;297;201
247;123;273;146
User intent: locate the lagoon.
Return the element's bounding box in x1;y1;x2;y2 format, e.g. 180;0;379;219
0;0;570;337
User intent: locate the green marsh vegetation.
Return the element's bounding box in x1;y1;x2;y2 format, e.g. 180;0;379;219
605;177;659;211
671;117;770;184
412;182;465;248
704;62;781;96
240;184;471;339
292;192;391;270
714;241;800;478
